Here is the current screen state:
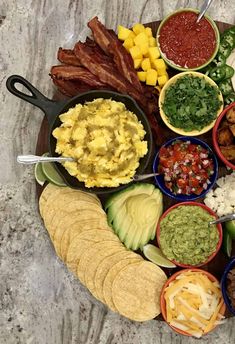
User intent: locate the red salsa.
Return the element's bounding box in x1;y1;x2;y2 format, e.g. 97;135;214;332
159;11;217;68
158;140;214;195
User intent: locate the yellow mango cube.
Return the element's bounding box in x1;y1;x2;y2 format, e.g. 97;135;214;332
149;37;157;47
123;37;134;51
148;47;160;62
129;46;142;59
145;27;153;37
134;58;142;69
132;23;145;35
152;58;166;70
139;42;149;56
158;74;169;87
141;58;151;71
146;69;158;86
134;32;148;46
137;71;147;82
118;25;132;41
128;31;136;40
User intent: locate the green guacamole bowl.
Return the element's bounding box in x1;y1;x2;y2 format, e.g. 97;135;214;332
156;8;220;71
156;202;223;268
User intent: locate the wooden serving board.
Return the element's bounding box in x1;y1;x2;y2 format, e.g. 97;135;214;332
36;20;234;319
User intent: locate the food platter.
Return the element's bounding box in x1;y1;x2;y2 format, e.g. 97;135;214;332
35;19;235;322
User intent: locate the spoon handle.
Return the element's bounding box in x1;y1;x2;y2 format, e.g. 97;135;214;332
17;155;74;164
209;213;235;225
196;0;214;23
132;172;159;181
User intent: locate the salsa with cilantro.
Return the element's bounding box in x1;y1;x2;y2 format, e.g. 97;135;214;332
158;140;214;195
162;75;222;132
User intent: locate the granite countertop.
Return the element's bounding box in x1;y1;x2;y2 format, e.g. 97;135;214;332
1;0;235;343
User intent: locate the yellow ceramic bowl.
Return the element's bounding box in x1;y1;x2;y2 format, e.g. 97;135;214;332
159;71;224;136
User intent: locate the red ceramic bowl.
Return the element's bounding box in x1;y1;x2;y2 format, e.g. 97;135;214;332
212;101;235;170
160;268;226;337
156;202;222;268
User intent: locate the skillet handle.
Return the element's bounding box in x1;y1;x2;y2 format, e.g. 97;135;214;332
6;75;63;124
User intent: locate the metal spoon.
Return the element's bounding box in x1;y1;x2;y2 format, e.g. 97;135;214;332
132;172;159;182
17;155;74;164
209;213;235;226
196;0;214;23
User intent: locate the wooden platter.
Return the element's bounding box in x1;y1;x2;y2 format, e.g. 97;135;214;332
36;20;235;319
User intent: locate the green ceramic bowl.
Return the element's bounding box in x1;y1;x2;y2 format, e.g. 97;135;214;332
156;8;220;71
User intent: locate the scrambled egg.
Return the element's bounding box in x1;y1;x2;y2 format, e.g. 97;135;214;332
52;98;148;188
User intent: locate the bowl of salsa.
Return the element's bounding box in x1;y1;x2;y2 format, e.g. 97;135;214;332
153;136;218;201
157;8;220;71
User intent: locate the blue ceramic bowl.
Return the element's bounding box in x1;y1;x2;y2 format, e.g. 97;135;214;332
153;136;218;201
221;256;235;316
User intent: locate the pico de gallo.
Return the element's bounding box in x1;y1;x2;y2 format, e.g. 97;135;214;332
158;140;214;195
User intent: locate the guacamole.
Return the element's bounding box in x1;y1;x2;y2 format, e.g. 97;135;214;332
159;206;219;265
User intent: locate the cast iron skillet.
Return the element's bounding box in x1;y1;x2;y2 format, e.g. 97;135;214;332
6;75;153;194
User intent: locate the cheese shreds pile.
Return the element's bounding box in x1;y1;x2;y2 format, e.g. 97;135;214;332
164;271;225;338
204;172;235;216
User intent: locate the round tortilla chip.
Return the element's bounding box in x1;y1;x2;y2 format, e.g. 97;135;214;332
77;240;124;286
112;261;167;321
103;257;142;311
66;229;119;273
85;245;127;299
61;215;109;261
94;250;137;302
39;183;58;218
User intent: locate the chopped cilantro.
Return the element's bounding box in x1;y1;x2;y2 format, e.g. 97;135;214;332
162;75;222;131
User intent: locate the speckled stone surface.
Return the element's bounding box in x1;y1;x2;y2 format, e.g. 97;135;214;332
1;1;235;343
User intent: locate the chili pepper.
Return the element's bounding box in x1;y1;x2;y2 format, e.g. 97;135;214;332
218;41;233;58
224;65;235;79
209;66;226;82
218;79;234;96
221;30;235;49
224;92;235;105
213;53;226;67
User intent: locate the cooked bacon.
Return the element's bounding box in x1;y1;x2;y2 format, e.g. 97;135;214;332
57;48;81;66
74;41;147;110
88;17;143;93
52;79;91;97
50;65;108;87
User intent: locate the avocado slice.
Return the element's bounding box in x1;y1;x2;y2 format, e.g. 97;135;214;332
105;184;163;250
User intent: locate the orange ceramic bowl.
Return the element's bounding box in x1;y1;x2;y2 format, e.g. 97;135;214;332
156;202;223;268
160;268;226;337
212;101;235;170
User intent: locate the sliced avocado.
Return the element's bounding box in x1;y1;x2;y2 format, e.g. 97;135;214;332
225;220;235;239
106;183;163;251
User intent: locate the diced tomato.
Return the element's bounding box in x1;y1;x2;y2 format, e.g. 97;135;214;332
160;156;175;168
173;142;182;151
188;144;197;152
159;146;169;157
192;165;199;174
194;187;204;195
174;150;185;160
180;165;190;174
177;178;187;188
189;177;199;187
192;153;200;163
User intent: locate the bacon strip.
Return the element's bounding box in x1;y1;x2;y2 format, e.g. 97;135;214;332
50;65;108;87
74;41;147;110
52;79;111;97
57;48;82;66
88;17;143;93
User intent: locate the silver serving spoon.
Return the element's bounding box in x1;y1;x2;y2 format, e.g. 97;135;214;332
17;155;74;164
196;0;214;23
132;172;159;182
209;213;235;226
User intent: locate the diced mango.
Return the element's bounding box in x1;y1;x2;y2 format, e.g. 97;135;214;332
146;69;158;86
158;74;169;87
149;37;157;47
118;25;132;41
132;23;145;35
145;27;152;37
148;47;160;62
128;31;136;40
129;46;142;59
137;71;147;82
158;67;167;76
152;58;166;70
139;42;149;56
123;37;134;51
134;32;148;46
141;58;151;71
134;58;142;69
